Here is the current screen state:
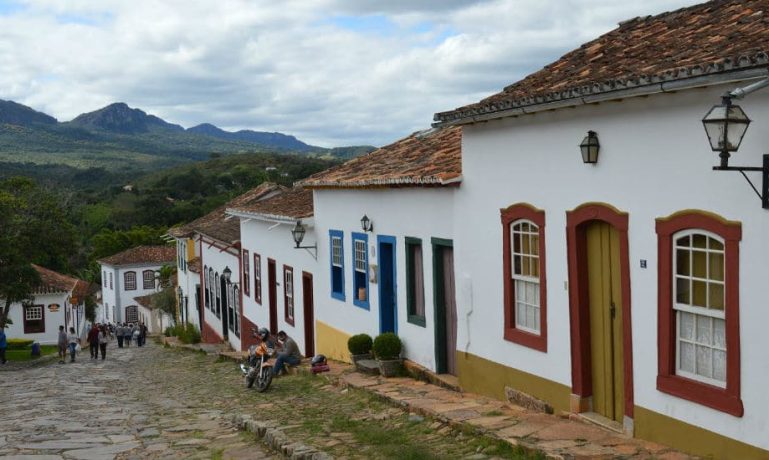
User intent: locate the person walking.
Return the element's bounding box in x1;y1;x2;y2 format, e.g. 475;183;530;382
0;327;7;365
98;325;108;360
272;331;302;376
57;325;67;364
116;323;124;348
123;323;132;348
67;327;79;363
132;324;140;346
87;323;100;359
139;322;147;347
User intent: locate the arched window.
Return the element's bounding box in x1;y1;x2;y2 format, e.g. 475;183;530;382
215;272;221;318
124;271;137;291
125;305;139;323
142;270;155;290
204;266;210;309
233;285;241;337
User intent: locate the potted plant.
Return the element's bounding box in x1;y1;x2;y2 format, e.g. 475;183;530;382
347;333;373;368
373;332;402;377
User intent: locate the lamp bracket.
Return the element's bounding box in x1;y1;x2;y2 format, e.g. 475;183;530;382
293;243;318;260
713;154;769;209
728;77;769;100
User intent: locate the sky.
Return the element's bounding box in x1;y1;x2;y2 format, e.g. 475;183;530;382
0;0;703;147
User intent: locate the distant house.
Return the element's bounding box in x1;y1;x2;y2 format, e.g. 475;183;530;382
3;265;89;344
430;0;769;457
298;126;461;369
133;294;174;334
98;245;176;325
122;184;134;192
169;182;282;351
226;187;316;354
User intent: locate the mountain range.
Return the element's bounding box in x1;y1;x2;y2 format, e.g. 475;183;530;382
0;99;374;171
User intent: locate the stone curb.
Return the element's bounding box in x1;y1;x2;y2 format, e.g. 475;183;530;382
228;413;334;460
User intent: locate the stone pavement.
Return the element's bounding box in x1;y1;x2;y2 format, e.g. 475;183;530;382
0;340;276;460
332;368;696;460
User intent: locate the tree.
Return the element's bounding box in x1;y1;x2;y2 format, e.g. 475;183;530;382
0;177;78;328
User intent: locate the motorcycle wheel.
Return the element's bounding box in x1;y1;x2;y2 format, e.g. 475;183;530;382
245;373;256;389
255;367;273;393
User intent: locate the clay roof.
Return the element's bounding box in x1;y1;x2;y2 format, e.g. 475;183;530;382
31;264;85;295
188;256;202;274
435;0;769;124
168;182;282;243
98;246;176;267
227;187;313;221
133;294;155;310
299;126;461;188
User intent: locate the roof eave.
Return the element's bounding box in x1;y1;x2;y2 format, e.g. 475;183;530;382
226;208;315;226
301;174;463;189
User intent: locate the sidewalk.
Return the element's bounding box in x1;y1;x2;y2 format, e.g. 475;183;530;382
325;363;695;460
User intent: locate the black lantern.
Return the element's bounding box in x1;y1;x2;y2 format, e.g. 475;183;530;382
291;220;306;247
702;96;751;167
360;214;373;232
222;266;232;282
580;131;600;164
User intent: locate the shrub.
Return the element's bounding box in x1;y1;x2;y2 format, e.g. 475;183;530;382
178;323;201;344
348;333;373;355
164;326;174;337
7;338;34;350
372;333;402;360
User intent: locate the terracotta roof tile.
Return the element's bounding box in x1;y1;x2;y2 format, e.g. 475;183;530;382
133;294;155;310
298;126;461;188
228;187;313;220
98;245;176;266
31;264;85;295
435;0;769;124
168;182;282;243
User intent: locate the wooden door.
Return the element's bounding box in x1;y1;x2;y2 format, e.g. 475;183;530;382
302;272;315;357
268;259;278;334
433;240;457;376
378;236;397;334
586;222;624;422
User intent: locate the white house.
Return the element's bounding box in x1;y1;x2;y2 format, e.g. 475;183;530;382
166;232;202;332
4;265;89;344
226;187;317;355
297;127;461;371
133;294;175;334
169;182;281;351
431;1;769;457
98;246;175;325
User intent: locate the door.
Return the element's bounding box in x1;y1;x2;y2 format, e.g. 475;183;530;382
378;236;397;334
586;221;624;422
220;276;229;339
268;259;278;334
433;239;457;375
302;272;315;357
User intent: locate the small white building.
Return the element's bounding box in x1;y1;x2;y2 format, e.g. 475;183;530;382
297;127;461;371
4;265;89;344
98;246;175;325
227;187;317;355
133;294;175;334
431;1;769;457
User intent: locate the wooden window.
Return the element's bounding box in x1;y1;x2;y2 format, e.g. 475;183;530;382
103;271;107;287
142;270;154;290
227;283;235;332
215;272;221;318
656;211;743;416
233;285;241;337
23;304;45;333
501;204;547;352
254;253;262;304
243;249;250;297
109;272;113;289
124;271;137;291
352;232;369;309
329;230;345;301
406;237;426;327
125;305;138;323
284;265;295;325
204;266;210;309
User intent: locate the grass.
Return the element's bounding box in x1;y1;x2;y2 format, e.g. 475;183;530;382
5;345;58;362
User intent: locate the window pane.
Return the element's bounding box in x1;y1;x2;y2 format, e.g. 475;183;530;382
713;350;727;382
709;238;724;251
522;233;530;254
515;279;525;301
676;249;690;276
708;283;724;310
692;250;707;278
530;234;539;255
526;282;537;305
696;345;713;378
692;234;707;248
675;277;690;305
709;252;724;282
512;230;521;253
680;342;695;373
515;302;526;328
680;311;695;341
696;315;712;345
713;318;726;349
676;235;691;247
526;305;536;330
692;280;707;307
531;258;540;277
513;254;522;276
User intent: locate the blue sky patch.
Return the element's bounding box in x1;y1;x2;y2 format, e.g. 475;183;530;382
0;0;25;16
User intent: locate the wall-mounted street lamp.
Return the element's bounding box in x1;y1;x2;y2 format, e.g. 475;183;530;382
579;131;600;164
291;220;317;259
702;77;769;209
222;266;233;282
360;214;374;232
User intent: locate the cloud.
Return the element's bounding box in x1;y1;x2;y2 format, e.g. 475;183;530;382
0;0;702;147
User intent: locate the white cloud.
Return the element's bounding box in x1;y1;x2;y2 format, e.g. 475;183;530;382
0;0;702;147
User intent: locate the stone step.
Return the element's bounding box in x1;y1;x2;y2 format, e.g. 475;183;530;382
355;359;380;375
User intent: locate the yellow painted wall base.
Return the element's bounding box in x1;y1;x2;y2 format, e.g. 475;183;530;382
635;406;768;460
456;351;571;414
316;320;352;363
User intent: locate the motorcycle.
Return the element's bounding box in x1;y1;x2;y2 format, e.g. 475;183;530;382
240;340;275;392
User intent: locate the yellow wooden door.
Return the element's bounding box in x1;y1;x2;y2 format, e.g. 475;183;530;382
586;221;624;422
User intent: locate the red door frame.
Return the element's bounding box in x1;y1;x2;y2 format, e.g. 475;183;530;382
302;271;315;357
267;258;278;334
566;203;634;419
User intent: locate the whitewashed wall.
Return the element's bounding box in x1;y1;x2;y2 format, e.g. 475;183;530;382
239;218;318;354
5;292;73;344
457;82;769;449
313;188;455;371
100;262;167;324
199;238;241;351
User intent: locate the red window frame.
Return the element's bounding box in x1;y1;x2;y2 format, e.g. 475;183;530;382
254;253;262;305
656;210;743;417
23;304;45;334
501;203;547;352
242;249;250;297
283;265;295;326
